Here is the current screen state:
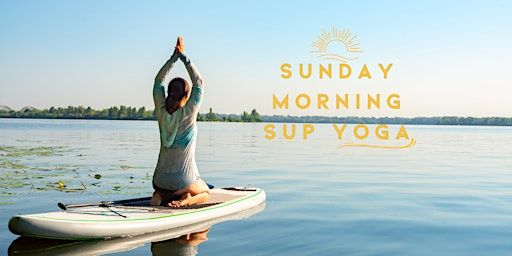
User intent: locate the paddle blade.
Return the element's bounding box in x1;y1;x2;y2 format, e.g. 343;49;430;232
57;203;67;210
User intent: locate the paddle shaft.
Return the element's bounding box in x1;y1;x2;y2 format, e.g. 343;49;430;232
58;196;152;210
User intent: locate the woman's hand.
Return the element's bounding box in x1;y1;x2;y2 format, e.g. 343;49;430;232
174;36;185;54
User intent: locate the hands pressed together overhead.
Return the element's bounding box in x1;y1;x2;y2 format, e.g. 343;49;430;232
174;36;185;55
169;36;188;64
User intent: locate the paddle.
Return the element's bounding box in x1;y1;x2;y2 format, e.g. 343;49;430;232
57;183;216;210
57;196;152;210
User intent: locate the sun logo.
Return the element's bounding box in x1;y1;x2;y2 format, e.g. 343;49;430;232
311;27;364;62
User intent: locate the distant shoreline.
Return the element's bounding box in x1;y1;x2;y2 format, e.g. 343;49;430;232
1;105;511;126
2;116;511;127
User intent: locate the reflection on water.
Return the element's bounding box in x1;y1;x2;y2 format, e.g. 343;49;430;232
2;119;512;255
151;228;208;256
8;204;265;256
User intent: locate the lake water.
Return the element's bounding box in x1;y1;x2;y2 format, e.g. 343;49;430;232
1;118;512;255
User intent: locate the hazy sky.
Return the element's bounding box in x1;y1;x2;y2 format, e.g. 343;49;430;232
1;0;511;117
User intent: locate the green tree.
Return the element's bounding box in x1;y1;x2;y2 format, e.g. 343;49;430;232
250;109;262;122
205;108;219;121
137;107;146;119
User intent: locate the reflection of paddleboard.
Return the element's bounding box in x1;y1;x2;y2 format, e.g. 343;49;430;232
8;187;265;240
8;203;265;256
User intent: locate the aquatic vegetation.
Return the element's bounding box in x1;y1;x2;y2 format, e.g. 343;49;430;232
49;180;86;192
2;180;30;188
120;165;135;170
1;162;86;197
0;144;154;202
54;164;78;171
56;181;66;189
0;145;67;157
0;191;17;196
109;164;150;173
0;160;27;169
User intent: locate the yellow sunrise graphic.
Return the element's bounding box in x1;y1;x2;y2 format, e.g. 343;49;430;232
311;27;364;62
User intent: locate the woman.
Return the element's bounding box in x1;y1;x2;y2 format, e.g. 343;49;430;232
150;36;209;207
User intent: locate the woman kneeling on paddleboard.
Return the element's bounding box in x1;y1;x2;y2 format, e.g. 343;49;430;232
150;36;209;208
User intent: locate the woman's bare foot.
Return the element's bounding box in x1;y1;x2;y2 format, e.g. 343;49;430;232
150;191;162;206
169;193;191;208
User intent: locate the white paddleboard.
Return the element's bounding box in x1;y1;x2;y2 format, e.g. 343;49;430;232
8;203;266;256
8;187;265;240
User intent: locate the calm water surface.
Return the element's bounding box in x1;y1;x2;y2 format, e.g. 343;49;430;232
1;119;512;255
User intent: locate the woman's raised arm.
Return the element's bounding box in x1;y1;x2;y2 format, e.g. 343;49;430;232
153;51;179;115
179;52;204;88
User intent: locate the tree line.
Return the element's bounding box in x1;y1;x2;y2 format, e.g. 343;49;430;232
1;105;511;125
0;105;263;122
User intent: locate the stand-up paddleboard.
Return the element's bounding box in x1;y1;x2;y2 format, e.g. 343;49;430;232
8;203;265;256
9;187;265;240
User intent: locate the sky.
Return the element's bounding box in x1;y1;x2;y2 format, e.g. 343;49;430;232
0;0;511;117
